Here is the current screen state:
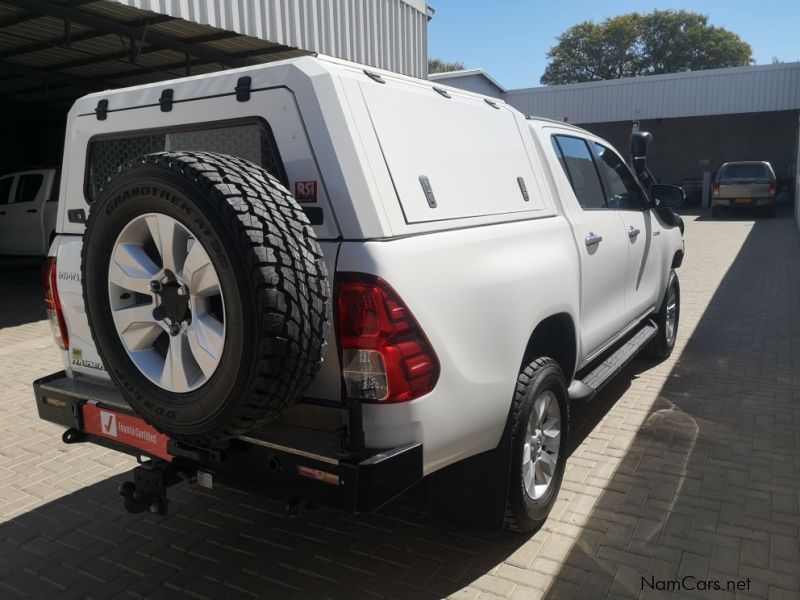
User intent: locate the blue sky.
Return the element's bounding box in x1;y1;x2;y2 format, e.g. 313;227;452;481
427;0;800;89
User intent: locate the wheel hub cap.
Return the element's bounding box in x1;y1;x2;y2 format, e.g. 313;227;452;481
156;278;190;327
522;390;561;500
108;213;226;394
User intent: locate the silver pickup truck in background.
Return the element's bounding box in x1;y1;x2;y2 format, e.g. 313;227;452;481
712;161;777;218
0;168;59;256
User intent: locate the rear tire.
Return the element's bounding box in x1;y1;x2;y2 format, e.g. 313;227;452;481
710;206;719;218
645;270;680;359
504;357;569;533
82;151;329;446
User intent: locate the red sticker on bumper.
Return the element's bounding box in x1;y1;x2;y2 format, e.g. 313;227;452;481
82;402;172;461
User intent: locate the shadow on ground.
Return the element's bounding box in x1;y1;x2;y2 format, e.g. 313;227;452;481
0;257;46;329
545;211;800;598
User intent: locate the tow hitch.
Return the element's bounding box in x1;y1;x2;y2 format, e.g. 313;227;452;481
118;460;187;515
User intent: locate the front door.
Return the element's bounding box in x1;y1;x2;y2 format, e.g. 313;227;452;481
590;142;663;323
549;133;630;359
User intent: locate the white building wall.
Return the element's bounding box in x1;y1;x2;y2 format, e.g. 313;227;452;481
506;62;800;124
112;0;430;78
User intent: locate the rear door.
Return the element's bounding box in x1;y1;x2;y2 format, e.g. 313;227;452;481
0;175;14;254
549;132;629;359
5;172;47;255
590;142;662;325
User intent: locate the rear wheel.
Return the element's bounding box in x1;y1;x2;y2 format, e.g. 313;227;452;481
710;206;719;218
505;357;569;533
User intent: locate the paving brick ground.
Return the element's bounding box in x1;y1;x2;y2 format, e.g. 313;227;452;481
0;209;798;600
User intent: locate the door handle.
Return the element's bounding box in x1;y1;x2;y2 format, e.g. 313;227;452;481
628;226;641;238
27;209;38;213
585;232;603;246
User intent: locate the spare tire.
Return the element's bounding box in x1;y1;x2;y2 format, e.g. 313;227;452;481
81;151;329;446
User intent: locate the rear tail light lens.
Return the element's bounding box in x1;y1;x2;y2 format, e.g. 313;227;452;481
769;181;776;195
337;274;439;403
42;257;68;350
713;182;720;196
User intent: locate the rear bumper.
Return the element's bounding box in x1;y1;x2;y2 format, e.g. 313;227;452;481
33;371;423;514
712;197;775;207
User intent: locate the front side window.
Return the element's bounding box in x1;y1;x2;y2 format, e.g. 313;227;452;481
551;135;606;210
86;120;285;203
591;142;647;210
14;174;44;203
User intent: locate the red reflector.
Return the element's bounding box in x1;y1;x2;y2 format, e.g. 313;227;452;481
337;274;439;403
43;396;67;409
297;465;340;485
82;402;172;461
42;257;68;350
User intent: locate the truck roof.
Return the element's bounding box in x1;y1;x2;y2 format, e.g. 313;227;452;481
71;54;512;117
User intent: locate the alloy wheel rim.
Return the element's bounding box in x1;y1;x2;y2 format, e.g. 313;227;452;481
522;390;561;500
665;285;677;343
107;213;226;393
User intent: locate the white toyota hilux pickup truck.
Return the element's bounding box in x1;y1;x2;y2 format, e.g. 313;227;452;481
33;55;684;532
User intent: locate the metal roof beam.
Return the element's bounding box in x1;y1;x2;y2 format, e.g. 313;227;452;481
23;29;240;72
0;0;99;28
0;14;175;61
2;0;253;68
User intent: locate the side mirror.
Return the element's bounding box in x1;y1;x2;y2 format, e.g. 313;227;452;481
630;131;653;178
630;131;652;159
651;184;684;208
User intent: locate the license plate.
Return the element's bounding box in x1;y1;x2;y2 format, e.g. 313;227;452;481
735;198;752;205
82;401;172;461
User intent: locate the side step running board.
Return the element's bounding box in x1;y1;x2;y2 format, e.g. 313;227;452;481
568;320;658;403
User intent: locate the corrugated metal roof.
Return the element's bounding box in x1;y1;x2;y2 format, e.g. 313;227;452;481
0;0;429;107
112;0;430;78
506;62;800;123
429;68;507;93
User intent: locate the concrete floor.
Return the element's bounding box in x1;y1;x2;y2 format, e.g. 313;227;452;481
0;209;798;600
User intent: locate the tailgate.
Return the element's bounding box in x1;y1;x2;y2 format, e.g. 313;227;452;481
718;181;771;198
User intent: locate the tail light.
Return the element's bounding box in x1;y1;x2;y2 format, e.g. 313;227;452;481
42;257;68;350
769;181;776;195
337;274;439;403
713;182;720;196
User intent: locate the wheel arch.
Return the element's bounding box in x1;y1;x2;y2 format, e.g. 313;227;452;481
520;313;578;382
671;248;684;269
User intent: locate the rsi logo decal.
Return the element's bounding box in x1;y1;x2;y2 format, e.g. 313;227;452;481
294;180;317;202
100;410;117;437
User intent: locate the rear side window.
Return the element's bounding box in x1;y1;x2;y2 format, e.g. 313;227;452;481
0;177;12;205
551;135;606;209
86;120;286;203
14;174;44;203
721;164;769;180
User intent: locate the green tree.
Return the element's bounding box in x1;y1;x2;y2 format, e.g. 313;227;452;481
428;58;465;74
541;10;752;85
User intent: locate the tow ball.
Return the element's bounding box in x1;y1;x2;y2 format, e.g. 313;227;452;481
118;461;183;516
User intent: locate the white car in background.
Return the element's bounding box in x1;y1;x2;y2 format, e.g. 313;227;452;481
0;168;59;256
